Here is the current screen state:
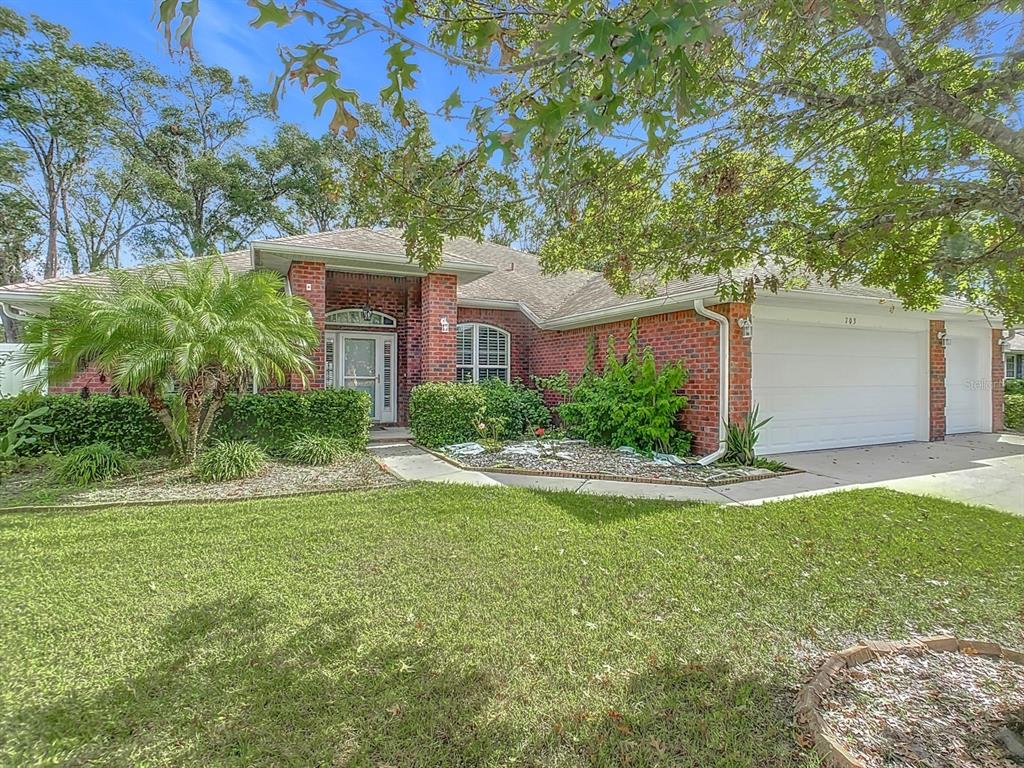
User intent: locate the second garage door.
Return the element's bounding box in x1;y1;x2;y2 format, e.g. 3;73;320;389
751;320;926;454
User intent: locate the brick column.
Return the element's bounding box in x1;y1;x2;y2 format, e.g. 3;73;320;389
288;260;326;390
992;329;1005;432
928;320;946;441
420;273;458;381
725;303;752;426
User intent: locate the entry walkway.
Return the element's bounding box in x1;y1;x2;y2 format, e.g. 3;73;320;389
370;433;1024;515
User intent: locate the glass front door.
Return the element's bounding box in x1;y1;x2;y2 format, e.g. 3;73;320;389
326;332;396;422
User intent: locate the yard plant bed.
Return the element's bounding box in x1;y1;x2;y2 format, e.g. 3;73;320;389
1;487;1022;767
0;452;399;509
438;439;796;486
811;642;1024;767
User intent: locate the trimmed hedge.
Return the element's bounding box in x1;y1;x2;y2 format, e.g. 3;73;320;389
1006;393;1024;430
0;393;168;456
409;382;486;448
210;389;371;454
0;388;371;458
409;380;550;448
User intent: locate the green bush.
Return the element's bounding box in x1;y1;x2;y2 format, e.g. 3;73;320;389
0;393;168;457
53;443;134;486
558;320;691;454
480;378;550;440
193;441;267;482
286;433;349;465
409;382;486;448
1006;379;1024;396
210;389;371;454
1006;393;1024;430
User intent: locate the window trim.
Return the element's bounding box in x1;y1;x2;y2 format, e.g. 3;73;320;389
456;322;510;383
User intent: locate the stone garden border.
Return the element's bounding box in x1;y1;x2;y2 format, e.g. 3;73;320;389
795;636;1024;767
418;443;802;488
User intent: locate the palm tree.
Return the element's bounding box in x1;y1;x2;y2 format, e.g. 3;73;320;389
20;257;319;462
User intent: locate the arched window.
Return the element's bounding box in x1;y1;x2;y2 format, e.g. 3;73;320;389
324;308;397;327
456;323;509;383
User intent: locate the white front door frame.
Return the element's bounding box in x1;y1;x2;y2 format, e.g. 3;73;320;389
325;330;398;422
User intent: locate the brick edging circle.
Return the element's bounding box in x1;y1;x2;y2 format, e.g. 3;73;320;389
796;636;1024;767
416;443;802;488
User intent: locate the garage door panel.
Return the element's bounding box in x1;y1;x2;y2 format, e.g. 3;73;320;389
945;331;989;434
752;320;925;454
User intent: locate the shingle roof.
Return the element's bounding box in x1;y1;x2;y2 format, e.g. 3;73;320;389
1007;334;1024;352
0;228;990;325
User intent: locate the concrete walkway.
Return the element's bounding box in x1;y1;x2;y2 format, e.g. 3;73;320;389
371;432;1024;515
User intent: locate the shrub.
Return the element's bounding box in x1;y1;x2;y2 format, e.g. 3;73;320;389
210;389;371;454
53;443;134;486
1006;393;1024;430
409;382;486;448
0;393;168;457
193;441;267;482
723;405;772;466
0;405;54;461
286;433;349;465
479;378;550;440
558;320;691;454
1006;379;1024;396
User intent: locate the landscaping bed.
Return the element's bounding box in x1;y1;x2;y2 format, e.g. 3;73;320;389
439;438;795;486
0;452;399;509
809;641;1024;767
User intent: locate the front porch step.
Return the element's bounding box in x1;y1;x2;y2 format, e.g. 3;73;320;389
368;427;413;445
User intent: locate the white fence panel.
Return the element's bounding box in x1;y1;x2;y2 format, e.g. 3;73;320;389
0;343;46;397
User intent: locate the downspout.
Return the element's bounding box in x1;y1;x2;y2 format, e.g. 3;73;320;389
693;299;729;466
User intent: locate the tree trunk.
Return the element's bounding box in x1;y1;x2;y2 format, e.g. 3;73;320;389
45;181;59;279
1;308;17;343
140;384;184;460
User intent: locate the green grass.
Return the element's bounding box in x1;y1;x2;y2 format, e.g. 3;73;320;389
1;486;1022;767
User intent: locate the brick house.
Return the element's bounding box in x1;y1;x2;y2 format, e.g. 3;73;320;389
0;228;1010;456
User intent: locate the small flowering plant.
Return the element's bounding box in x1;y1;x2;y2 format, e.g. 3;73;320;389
534;427;545;437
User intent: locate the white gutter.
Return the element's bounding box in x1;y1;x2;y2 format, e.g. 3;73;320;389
693;299;729;466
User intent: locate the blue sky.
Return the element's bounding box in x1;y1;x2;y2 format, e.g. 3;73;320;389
12;0;487;146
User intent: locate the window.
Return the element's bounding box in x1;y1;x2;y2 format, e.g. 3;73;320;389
325;308;396;327
1008;353;1024;379
456;323;509;383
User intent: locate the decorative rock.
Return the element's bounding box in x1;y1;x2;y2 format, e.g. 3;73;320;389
997;726;1024;759
958;638;1003;657
918;634;958;652
838;644;873;668
446;442;486;456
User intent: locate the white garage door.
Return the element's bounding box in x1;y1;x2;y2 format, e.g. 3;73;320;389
752;321;925;454
945;329;990;434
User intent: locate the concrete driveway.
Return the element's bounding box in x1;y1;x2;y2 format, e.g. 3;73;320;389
374;433;1024;515
750;432;1024;514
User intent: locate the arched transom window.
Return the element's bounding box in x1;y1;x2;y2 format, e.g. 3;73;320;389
456;323;509;383
325;308;397;327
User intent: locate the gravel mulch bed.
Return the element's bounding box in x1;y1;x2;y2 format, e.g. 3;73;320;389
819;650;1024;767
2;453;400;508
448;439;783;484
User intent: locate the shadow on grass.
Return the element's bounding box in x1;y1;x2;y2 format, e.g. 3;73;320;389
555;659;804;768
513;486;712;526
13;595;807;767
13;595;510;766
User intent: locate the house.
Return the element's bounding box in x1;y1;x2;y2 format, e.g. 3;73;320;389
0;228;1010;455
1006;334;1024;380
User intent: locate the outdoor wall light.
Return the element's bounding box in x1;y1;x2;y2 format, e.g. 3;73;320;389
440;316;450;333
937;329;949;348
737;317;753;339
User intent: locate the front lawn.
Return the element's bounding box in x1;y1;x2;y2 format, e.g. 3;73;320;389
1;486;1021;766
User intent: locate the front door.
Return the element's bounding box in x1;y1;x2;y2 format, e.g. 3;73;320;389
325;332;397;422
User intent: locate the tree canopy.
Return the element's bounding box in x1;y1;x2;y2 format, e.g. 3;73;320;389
157;0;1024;322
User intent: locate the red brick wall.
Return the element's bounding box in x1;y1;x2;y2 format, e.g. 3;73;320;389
528;303;750;456
456;306;534;383
928;320;946;440
324;271;419;423
288;261;326;390
49;364;111;395
992;329;1005;432
420;273;458;381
